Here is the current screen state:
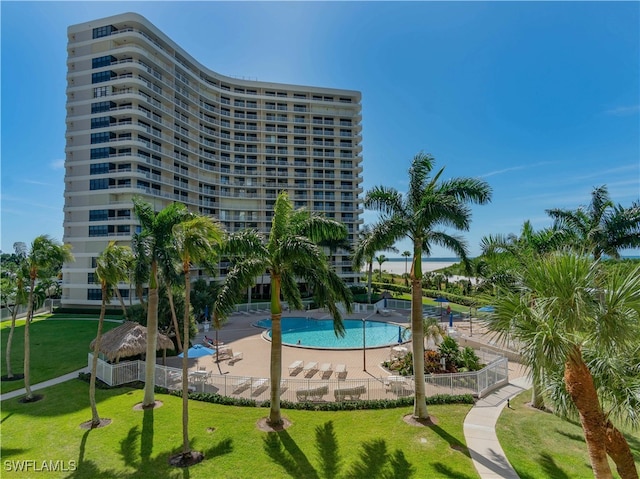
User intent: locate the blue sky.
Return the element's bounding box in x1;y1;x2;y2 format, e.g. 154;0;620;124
2;1;639;257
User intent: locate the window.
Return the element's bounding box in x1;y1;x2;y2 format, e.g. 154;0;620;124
91;101;115;113
90;132;114;144
92;71;115;84
87;289;102;301
90;163;111;175
91;117;112;129
90;147;114;159
89;179;109;190
89;209;109;221
87;273;96;284
92;55;116;69
92;25;115;39
93;86;110;98
88;225;109;236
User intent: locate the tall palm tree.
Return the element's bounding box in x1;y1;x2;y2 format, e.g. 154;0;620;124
486;253;640;478
546;185;640;260
351;225;397;304
219;192;353;425
375;254;388;282
23;235;74;401
89;242;132;427
132;198;190;408
173;214;224;461
402;250;411;286
364;152;491;419
157;253;183;352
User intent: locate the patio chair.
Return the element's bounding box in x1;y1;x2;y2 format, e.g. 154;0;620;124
334;385;367;401
295;384;329;402
232;377;252;395
229;351;243;365
335;364;347;379
251;378;269;396
288;360;304;375
303;361;319;378
319;362;333;379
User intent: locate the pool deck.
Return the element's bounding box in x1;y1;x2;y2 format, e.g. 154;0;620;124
161;308;525;382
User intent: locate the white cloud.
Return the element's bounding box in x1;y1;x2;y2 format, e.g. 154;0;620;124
50;159;65;170
604;105;640;116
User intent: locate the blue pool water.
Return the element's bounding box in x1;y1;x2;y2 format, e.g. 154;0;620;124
254;317;410;349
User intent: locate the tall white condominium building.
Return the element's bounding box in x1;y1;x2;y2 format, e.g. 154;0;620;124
62;12;363;307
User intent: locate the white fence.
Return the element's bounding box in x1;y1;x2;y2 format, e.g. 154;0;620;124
88;354;508;401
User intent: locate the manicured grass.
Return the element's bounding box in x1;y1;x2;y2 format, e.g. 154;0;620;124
497;390;640;478
1;380;478;478
0;315;121;393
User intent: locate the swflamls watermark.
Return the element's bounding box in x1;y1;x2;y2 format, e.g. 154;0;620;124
4;460;77;472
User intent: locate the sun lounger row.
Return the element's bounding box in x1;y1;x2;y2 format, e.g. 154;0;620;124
288;360;347;379
334;385;367;401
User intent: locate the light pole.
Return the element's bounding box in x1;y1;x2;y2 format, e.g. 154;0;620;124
362;318;366;371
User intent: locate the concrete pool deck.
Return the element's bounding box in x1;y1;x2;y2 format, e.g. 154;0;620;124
162;308;526;383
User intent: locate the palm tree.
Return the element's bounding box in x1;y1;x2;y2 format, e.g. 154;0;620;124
157;253;183;353
480;220;565;408
1;243;28;380
219;192;353;425
422;315;445;348
352;225;397;304
364;152;492;419
132;198;190;408
486;253;640;478
23;235;74;401
89;242;132;427
172;214;224;462
402;250;411;286
375;254;388;282
546;185;640;260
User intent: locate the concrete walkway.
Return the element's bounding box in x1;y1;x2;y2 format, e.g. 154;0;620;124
0;367;88;401
464;376;532;479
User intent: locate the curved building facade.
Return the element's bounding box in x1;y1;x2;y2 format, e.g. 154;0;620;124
62;12;363;306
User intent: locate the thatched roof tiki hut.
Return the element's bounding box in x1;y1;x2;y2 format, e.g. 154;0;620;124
90;321;174;364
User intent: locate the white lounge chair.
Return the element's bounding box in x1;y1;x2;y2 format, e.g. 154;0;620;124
319;362;333;379
303;361;319;377
288;360;304;375
335;364;347;379
334;385;367;401
232;377;252;394
229;351;243;364
251;378;269;396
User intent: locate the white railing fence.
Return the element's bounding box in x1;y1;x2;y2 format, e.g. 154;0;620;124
88;354;508;400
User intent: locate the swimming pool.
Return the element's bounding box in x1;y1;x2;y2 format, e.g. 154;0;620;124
254;317;410;349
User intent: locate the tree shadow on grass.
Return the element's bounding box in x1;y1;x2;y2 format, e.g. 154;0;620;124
65;412;232;479
430;462;476;479
427;422;470;458
263;420;415;479
555;428;585;443
538;452;571;479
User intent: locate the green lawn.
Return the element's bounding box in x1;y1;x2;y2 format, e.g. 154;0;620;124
1;315;121;393
497;390;640;478
1;380;478;479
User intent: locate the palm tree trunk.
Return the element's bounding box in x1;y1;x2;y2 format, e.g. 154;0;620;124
411;275;428;419
181;266;191;454
564;351;612;479
166;286;183;352
90;285;107;427
367;262;373;304
530;374;545;410
605;420;638;479
269;275;283;425
23;274;36;400
143;262;159;408
114;288;128;320
5;307;18;378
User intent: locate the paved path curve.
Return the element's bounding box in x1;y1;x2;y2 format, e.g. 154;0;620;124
0;367;88;402
464;376;532;479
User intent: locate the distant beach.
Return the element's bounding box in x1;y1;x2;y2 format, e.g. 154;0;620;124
364;258;459;275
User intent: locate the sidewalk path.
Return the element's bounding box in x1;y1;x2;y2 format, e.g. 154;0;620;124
0;367;88;402
464;376;532;479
